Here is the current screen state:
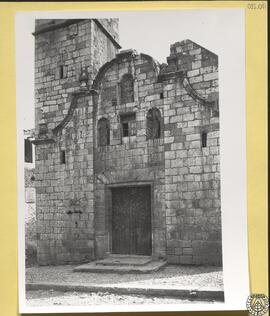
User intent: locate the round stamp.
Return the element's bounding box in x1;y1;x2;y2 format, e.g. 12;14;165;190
246;294;269;316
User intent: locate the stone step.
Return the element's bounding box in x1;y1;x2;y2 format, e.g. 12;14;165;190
95;255;152;266
108;254;151;259
74;260;167;274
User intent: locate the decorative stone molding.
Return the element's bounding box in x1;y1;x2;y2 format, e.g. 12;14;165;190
79;67;89;90
33;88;92;145
182;77;218;109
92;51;159;91
53;89;90;135
140;53;160;78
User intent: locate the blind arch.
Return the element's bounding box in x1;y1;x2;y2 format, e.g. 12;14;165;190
120;73;134;104
146;108;162;140
97;118;110;146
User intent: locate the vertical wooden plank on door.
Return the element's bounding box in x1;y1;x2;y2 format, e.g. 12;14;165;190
112;187;130;254
111;186;152;255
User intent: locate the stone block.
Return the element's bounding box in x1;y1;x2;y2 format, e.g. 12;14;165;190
203;72;218;81
192;61;202;69
167;255;180;264
183;247;193;255
179;255;193;264
190;75;202;84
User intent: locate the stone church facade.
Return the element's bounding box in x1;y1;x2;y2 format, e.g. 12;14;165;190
33;19;222;266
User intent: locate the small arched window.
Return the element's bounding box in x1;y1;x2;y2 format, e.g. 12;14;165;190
120;73;134;104
146;108;162;140
98;118;110;146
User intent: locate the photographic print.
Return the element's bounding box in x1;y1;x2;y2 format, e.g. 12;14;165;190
16;9;249;313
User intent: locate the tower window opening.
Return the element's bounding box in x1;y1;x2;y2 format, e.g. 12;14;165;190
201;132;207;148
59;65;64;79
122;122;129;137
120;113;136;137
24;139;33;163
60;150;66;164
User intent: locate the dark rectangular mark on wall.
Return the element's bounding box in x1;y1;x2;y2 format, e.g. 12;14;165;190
59;65;64;79
24;139;33;163
60;150;66;164
201;132;207;147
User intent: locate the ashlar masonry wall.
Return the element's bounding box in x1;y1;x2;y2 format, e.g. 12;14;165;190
35;94;95;264
162;40;221;265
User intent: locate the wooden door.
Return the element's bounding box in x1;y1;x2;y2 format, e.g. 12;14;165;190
111;186;152;255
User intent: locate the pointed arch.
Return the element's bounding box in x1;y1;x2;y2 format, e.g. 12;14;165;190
146;107;162;140
97;118;110;146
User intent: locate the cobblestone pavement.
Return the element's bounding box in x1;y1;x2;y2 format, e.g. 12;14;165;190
26;290;214;306
26;265;223;290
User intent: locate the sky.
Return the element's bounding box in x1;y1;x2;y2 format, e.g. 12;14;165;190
16;9;243;129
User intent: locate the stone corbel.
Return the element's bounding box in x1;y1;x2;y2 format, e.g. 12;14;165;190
96;173;109;184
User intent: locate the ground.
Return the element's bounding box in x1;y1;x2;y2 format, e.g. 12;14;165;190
26;264;223;306
26;290;214;306
26;265;223;289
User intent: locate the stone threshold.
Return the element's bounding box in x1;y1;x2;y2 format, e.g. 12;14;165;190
95;255;153;266
73;258;167;273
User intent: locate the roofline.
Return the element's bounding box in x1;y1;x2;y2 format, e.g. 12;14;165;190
33;19;121;49
33;19;85;35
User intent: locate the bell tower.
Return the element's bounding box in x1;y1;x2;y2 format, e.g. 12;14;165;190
33;19;120;265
